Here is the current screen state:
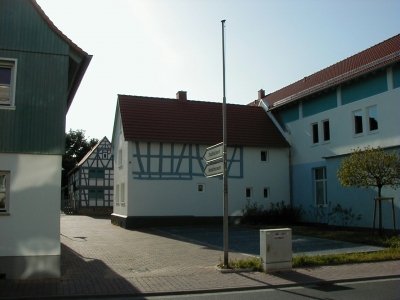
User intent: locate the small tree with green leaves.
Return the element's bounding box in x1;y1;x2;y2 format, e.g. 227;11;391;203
337;146;400;233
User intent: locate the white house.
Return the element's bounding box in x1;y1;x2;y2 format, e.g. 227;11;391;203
0;0;91;278
111;91;290;228
260;34;400;229
68;137;114;215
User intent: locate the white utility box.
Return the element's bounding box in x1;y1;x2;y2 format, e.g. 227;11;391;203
260;228;292;273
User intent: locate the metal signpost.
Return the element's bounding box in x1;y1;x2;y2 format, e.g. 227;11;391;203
202;20;229;268
221;19;229;268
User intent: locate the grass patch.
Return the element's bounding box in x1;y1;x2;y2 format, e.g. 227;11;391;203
293;247;400;268
291;225;399;248
240;224;400;269
290;226;400;267
218;257;263;271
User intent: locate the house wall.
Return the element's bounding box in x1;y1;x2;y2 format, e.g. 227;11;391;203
0;153;61;279
67;139;114;214
112;137;290;227
272;64;400;228
0;0;70;155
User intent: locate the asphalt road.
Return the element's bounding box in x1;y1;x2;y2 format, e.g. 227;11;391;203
97;277;400;300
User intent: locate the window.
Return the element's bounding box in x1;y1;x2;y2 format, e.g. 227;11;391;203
102;152;108;159
312;123;319;144
322;120;330;142
0;59;17;107
263;187;269;198
118;148;122;168
367;105;378;132
89;168;105;179
245;187;252;199
0;171;10;213
261;150;269;162
197;184;205;192
115;184;120;205
314;167;327;206
120;183;125;206
88;189;104;200
353;109;363;134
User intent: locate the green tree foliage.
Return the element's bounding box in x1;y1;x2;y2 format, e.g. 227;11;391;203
337;146;400;233
337;146;400;198
62;129;98;187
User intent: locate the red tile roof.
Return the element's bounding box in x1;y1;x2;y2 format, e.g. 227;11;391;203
265;34;400;108
118;95;288;147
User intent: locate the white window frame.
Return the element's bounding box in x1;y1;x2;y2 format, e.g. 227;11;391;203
0;58;17;109
118;148;123;168
120;182;125;206
352;109;363;136
367;105;378;133
115;184;120;206
322;119;330;142
311;122;319;144
313;167;327;206
0;171;11;214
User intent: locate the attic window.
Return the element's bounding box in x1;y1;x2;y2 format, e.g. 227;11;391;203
0;59;17;107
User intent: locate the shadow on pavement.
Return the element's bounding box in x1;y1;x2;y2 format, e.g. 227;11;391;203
144;225;383;257
0;243;139;299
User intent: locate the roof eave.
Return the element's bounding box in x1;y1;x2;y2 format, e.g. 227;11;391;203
268;51;400;110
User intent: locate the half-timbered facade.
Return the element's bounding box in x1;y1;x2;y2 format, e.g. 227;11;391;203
111;92;290;228
68;137;114;215
0;0;91;278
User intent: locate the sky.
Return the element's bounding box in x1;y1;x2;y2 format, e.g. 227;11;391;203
36;0;400;141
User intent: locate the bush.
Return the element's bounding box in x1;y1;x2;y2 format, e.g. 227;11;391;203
241;200;302;225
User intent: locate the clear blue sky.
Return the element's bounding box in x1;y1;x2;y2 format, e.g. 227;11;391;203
37;0;400;141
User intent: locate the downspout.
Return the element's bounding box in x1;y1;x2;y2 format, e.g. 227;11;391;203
259;99;294;207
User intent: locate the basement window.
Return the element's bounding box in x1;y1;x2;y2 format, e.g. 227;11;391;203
0;171;10;214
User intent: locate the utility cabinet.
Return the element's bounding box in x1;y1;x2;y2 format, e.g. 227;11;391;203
260;228;292;272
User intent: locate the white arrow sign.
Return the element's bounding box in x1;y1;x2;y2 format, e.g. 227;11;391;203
204;160;224;177
203;142;223;162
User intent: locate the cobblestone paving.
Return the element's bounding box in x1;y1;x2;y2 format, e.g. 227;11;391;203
0;215;399;299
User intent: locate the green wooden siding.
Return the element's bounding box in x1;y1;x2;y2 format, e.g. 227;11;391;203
0;0;73;154
0;0;68;55
341;70;387;105
302;90;337;117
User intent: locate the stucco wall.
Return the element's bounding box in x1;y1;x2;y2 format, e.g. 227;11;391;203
117;141;289;218
0;153;61;278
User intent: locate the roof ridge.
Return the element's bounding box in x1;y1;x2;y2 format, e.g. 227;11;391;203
266;33;400;107
118;94;252;107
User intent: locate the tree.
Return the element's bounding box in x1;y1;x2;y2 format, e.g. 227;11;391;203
62;129;98;187
337;146;400;233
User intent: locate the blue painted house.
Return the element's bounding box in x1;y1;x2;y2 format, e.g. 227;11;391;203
260;34;400;229
0;0;91;278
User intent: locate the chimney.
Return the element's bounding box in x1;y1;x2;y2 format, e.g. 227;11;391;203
176;91;187;101
258;89;265;100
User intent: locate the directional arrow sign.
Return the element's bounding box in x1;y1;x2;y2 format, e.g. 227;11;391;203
204;160;224;177
203;142;223;162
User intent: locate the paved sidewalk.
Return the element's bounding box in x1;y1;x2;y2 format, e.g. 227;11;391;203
0;215;399;299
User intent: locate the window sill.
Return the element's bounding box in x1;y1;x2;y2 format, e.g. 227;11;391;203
0;105;16;110
0;212;10;216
